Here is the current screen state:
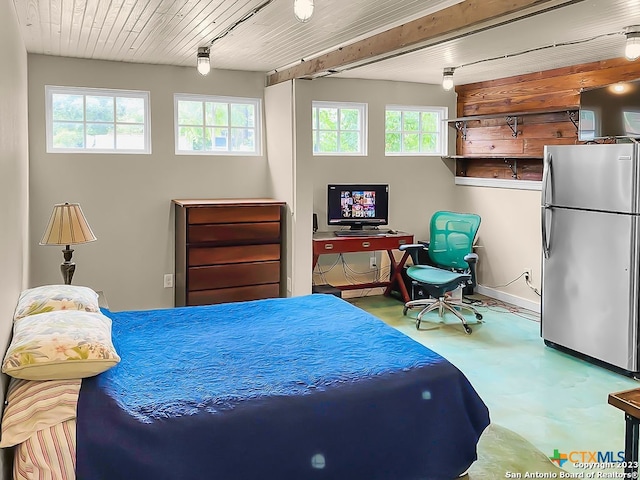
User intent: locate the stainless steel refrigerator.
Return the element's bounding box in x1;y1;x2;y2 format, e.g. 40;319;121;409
541;143;640;375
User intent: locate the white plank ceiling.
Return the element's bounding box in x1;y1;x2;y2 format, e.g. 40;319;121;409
11;0;640;86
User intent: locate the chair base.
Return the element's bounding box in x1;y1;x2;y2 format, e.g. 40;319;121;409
403;297;483;334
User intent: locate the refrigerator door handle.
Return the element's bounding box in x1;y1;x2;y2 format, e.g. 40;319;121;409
542;152;552;207
541;206;550;259
541;152;552;258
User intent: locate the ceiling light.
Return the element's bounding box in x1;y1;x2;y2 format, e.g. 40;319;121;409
625;26;640;61
294;0;314;23
612;83;626;94
442;67;455;91
197;47;211;76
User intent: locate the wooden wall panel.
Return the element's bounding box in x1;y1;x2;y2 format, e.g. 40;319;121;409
452;56;640;181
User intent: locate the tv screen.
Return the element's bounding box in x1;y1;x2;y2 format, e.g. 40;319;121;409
579;80;640;141
327;184;389;230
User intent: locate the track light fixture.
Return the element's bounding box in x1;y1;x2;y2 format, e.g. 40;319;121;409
442;67;455;91
197;46;211;76
294;0;314;23
625;26;640;61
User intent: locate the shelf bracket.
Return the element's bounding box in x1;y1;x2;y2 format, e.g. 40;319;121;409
505;116;518;137
505;159;517;178
567;110;579;131
454;121;468;140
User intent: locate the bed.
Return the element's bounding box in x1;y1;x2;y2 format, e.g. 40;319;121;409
2;290;489;480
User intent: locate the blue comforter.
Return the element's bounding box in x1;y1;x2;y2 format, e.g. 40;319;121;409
76;294;489;480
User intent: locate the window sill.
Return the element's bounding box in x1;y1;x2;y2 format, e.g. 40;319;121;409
454;176;542;191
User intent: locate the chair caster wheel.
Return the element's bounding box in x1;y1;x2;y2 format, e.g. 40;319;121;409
403;306;409;316
463;325;472;334
415;319;421;330
475;313;483;321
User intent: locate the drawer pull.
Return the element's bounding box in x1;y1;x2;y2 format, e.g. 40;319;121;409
398;240;407;245
324;244;334;250
362;242;370;248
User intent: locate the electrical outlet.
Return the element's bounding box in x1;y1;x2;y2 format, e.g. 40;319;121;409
524;268;532;281
370;255;377;269
163;273;174;288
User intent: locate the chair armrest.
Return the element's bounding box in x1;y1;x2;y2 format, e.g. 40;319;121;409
464;253;478;264
399;243;428;266
398;243;427;252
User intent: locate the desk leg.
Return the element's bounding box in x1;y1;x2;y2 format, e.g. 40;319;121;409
383;250;411;303
625;413;640;475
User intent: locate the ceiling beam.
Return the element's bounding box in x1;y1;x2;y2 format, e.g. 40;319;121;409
267;0;579;86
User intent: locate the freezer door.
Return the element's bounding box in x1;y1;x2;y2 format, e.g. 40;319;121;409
541;207;640;372
543;144;640;214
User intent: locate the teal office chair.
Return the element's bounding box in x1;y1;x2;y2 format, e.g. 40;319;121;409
400;211;483;334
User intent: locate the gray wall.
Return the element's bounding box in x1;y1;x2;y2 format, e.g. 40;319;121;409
303;77;457;240
27;54;543;313
294;77;458;291
0;0;30;475
28;55;269;311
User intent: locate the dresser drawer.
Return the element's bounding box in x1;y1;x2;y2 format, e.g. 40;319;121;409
188;244;280;267
188;205;281;225
187;283;280;306
188;222;280;245
188;261;280;291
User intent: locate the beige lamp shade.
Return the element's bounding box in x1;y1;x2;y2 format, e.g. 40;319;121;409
40;203;97;246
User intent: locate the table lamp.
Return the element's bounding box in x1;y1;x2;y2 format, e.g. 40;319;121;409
40;202;97;285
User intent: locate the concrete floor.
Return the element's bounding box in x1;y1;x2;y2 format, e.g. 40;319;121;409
348;294;639;475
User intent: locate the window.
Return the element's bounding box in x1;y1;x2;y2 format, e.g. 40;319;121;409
385;105;447;156
46;86;150;153
312;101;367;155
174;94;261;155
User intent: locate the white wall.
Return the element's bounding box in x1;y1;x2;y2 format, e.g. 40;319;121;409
28;55;270;311
0;0;29;476
454;185;542;310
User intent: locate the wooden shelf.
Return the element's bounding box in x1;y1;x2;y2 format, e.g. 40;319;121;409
445;155;543;160
444;108;578;123
446;108;579;140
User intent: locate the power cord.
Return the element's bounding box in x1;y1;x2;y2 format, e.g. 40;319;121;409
524;271;541;297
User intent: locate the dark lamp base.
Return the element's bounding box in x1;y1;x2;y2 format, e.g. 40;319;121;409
61;246;75;285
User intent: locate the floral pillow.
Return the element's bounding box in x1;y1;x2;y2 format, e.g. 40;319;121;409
2;309;120;380
13;285;100;321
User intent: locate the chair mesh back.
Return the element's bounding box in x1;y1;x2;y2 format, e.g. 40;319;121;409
428;211;481;270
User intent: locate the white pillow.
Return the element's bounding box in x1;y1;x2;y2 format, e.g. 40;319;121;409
2;309;120;380
13;284;100;321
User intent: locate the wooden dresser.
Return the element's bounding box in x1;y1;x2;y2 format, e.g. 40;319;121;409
173;198;285;307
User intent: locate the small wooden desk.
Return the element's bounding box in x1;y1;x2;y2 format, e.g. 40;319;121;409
608;388;640;475
312;231;414;302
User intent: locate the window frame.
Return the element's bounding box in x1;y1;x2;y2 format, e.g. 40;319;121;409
45;85;151;154
174;93;262;156
312;101;368;156
384;105;448;157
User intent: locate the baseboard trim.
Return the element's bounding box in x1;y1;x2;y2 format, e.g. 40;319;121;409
340;287;386;299
339;284;541;314
475;285;541;314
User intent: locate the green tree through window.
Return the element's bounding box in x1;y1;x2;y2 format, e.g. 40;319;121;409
385;106;447;156
46;86;149;153
175;94;261;155
312;102;367;155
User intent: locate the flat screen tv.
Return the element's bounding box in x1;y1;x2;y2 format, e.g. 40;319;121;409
327;184;389;230
579;80;640;141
